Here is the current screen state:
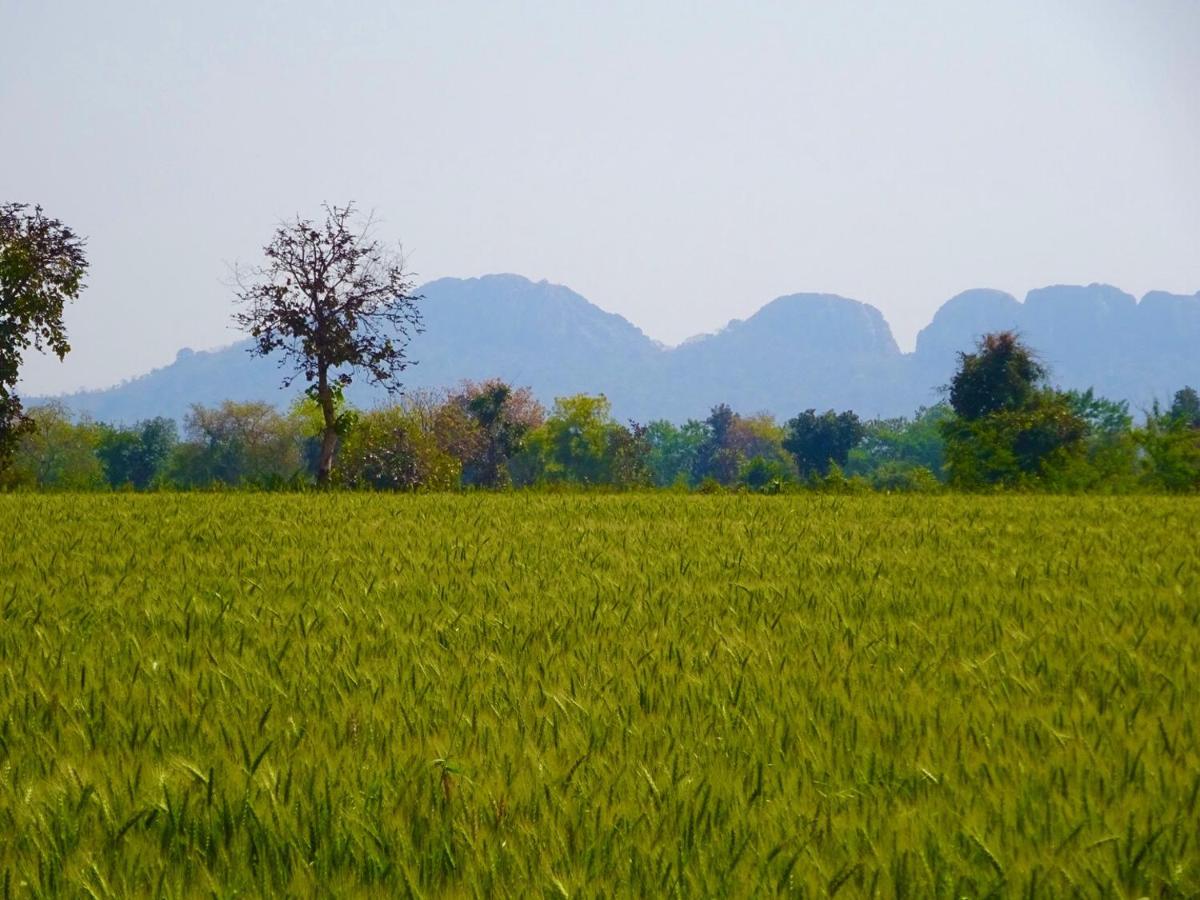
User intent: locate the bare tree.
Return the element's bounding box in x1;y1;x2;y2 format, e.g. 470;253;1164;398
233;203;422;485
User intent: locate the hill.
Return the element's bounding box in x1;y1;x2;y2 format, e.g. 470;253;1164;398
38;276;1200;424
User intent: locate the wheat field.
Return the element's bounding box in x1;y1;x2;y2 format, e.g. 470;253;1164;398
0;494;1197;897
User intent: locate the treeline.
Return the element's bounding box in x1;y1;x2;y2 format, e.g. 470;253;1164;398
4;335;1199;493
6;204;1198;494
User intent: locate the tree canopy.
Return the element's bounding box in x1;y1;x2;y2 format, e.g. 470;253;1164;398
234;203;422;484
783;409;865;478
0;204;88;465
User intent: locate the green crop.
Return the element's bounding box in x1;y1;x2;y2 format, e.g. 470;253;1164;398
0;495;1197;897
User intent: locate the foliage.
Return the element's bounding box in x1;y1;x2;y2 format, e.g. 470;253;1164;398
783;408;865;477
1041;389;1140;492
0;402;104;489
948;330;1046;420
692;404;741;485
606;419;654;488
445;380;544;487
1;493;1195;896
847;404;951;482
941;390;1089;488
0;204;88;465
941;333;1088;488
233;203;422;483
738;455;790;493
689;405;794;486
1137;401;1200;492
1168;386;1200;428
522;394;617;485
863;461;942;493
96;417;178;489
337;402;461;491
170;401;305;487
644;419;707;487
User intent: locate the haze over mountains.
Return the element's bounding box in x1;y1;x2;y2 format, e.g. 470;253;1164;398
40;275;1199;425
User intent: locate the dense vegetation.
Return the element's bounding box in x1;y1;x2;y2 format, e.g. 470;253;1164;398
3;376;1197;494
3;201;1197;495
1;494;1196;896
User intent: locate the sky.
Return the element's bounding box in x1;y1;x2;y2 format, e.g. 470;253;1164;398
4;0;1199;395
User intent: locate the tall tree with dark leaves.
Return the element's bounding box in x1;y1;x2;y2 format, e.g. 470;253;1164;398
0;204;88;467
783;409;865;477
948;330;1045;421
940;331;1087;487
233;203;422;485
1170;386;1200;429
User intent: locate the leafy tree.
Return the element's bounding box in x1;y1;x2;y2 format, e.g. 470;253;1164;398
644;419;707;487
693;404;744;485
0;204;88;467
1066;389;1132;438
863;462;942;493
1050;389;1138;491
941;393;1088;488
731;414;793;469
338;403;460;491
233;203;422;485
446;380;544;487
171;401;304;487
691;406;795;486
739;455;790;493
948;331;1045;420
1169;386;1200;428
847;404;951;483
783;409;865;478
940;333;1087;488
520;394;628;485
0;402;104;489
96;417;178;489
607;420;654;488
1137;399;1200;492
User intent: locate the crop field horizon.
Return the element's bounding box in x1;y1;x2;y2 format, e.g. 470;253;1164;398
1;494;1197;897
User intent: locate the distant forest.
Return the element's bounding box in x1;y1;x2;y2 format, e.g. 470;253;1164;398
6;334;1199;493
3;202;1198;493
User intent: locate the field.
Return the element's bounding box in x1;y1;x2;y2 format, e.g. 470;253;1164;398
1;494;1197;897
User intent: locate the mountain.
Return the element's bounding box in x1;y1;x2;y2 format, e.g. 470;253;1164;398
908;284;1200;413
36;276;1200;425
663;294;906;420
47;275;664;424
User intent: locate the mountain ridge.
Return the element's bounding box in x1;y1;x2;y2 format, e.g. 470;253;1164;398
34;274;1200;424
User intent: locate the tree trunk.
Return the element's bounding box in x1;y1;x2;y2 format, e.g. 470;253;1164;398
316;367;338;487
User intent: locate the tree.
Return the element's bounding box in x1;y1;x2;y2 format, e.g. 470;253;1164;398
1169;386;1200;428
1050;389;1137;490
847;404;951;483
338;402;460;491
1138;398;1200;492
693;404;743;485
0;204;88;467
948;331;1046;420
0;402;104;489
940;332;1087;487
607;420;653;488
233;203;422;485
783;409;865;477
740;455;790;493
446;380;544;487
644;419;707;487
96;417;178;489
171;401;304;487
532;395;617;484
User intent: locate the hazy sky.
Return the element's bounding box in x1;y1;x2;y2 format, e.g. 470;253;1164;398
5;1;1199;395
